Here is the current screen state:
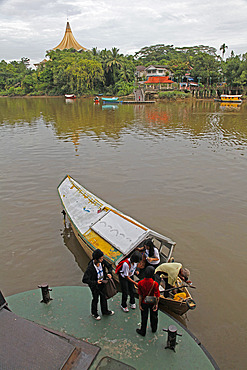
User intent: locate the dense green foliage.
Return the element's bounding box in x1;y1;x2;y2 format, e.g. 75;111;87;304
158;91;188;99
0;44;246;96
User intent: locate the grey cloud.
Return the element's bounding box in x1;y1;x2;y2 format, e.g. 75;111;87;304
1;0;247;63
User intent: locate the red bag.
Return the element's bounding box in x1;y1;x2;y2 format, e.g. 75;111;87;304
115;259;131;274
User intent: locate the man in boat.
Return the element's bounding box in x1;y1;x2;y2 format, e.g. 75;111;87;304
136;266;160;337
154;262;190;297
117;251;142;312
82;249;115;320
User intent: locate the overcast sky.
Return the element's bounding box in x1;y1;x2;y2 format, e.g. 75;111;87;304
1;0;247;65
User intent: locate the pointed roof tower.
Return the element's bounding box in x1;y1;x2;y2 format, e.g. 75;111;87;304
53;21;87;51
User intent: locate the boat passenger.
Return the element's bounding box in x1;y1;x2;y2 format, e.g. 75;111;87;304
135;244;145;252
154;262;190;297
82;249;114;320
118;251;142;312
136;266;160;337
144;240;160;268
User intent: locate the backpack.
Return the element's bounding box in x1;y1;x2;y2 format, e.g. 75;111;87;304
115;259;131;274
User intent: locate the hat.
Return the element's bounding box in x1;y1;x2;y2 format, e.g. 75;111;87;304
144;266;155;278
92;249;104;260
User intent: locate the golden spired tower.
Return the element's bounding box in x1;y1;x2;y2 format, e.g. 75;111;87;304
53;21;87;51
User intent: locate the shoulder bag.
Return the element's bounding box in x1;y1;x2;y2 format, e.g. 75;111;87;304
144;281;157;305
103;278;118;299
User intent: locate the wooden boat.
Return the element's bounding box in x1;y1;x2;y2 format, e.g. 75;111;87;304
158;276;196;315
102;97;119;103
220;94;242;103
57;175;195;315
65;94;76;99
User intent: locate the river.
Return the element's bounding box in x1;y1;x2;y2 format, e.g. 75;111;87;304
1;97;247;369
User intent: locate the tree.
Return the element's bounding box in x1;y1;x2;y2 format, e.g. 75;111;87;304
106;47;123;85
220;44;228;59
190;52;221;85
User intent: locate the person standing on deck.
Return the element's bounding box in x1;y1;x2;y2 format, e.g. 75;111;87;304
118;251;142;312
136;266;160;336
82;249;114;320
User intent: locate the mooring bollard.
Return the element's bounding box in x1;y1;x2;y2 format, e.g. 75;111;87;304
0;290;10;311
38;284;53;304
163;325;182;352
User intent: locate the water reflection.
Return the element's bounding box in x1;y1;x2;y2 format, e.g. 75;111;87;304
0;98;246;153
220;102;242;111
102;104;119;110
61;222;90;274
65;98;75;104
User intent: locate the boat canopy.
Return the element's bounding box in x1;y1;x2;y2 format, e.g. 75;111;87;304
221;94;242;98
91;211;147;254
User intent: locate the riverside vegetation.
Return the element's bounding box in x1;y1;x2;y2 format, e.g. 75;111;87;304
0;44;247;97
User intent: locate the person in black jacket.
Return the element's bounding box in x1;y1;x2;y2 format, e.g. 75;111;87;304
82;249;115;320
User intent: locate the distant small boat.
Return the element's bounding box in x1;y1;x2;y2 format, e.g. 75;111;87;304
102;97;119;104
65;94;76;99
220;94;242;103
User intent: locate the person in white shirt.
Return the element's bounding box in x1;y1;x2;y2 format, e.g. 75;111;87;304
83;249;114;320
144;240;160;268
118;251;142;312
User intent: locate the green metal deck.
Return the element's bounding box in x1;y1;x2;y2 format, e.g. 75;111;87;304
6;286;216;369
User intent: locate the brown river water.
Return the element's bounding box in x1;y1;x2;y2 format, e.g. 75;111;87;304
1;97;247;369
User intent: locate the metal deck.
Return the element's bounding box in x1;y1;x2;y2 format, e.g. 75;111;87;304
6;286;217;369
0;308;99;370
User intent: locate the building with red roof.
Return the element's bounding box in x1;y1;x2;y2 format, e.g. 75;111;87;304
145;76;174;84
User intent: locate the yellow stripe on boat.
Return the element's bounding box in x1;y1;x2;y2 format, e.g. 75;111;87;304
84;229;122;263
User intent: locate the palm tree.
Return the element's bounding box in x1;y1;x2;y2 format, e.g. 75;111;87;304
91;47;98;56
220;43;228;59
106;48;123;83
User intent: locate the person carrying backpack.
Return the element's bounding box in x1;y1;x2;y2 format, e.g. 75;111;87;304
116;251;142;312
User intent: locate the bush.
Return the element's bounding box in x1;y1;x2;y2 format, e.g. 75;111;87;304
115;81;133;96
6;86;25;96
158;91;188;100
28;91;45;96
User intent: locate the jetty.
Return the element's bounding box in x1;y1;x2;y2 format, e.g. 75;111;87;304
121;100;155;104
2;286;218;369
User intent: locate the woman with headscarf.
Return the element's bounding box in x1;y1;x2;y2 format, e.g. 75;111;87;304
82;249;114;320
136;266;160;336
